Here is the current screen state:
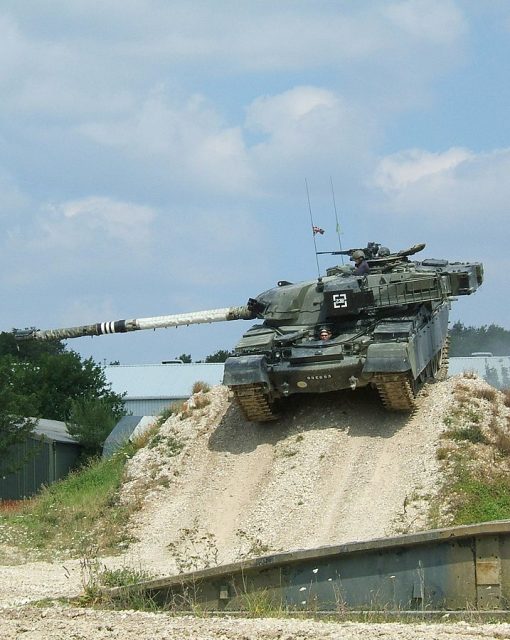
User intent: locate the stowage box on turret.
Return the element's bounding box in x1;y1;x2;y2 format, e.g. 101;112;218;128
15;243;483;422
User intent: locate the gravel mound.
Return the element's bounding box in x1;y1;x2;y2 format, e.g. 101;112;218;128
2;375;507;638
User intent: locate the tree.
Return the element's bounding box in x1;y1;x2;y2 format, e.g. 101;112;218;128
0;330;126;466
177;353;192;363
6;351;124;422
0;331;65;360
205;349;231;363
0;363;37;475
66;395;124;456
449;323;510;357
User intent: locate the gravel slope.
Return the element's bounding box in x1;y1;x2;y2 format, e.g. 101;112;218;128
2;376;508;638
119;380;451;572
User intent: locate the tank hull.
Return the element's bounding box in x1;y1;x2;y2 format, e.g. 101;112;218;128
224;300;451;420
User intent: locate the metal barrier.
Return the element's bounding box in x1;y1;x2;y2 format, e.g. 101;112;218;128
109;521;510;612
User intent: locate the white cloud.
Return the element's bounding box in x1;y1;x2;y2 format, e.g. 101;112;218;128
79;94;255;195
247;87;339;134
0;2;467;118
384;0;466;45
246;86;377;190
374;148;474;191
373;147;510;230
44;196;157;246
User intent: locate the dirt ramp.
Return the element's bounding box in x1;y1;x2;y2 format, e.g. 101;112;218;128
118;381;454;576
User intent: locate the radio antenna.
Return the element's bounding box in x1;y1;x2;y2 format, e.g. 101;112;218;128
305;178;321;278
330;176;344;264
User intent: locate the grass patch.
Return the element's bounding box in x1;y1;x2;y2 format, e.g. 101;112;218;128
444;424;487;444
0;445;139;558
448;472;510;525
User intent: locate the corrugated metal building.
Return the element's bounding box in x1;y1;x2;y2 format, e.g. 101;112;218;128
0;419;82;500
449;356;510;389
104;363;225;415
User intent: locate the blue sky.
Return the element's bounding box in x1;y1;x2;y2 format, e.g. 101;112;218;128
1;1;509;364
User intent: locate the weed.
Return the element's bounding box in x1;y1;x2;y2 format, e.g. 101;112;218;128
502;388;510;408
493;426;510;456
236;529;274;558
237;587;287;617
193;395;211;410
443;415;453;428
473;386;498;402
436;446;450;461
148;433;164;449
155;404;178;428
192;381;211;394
464;408;481;424
453;389;472;404
166;433;185;457
131;422;159;450
79;553;158;610
167;525;219;573
147;430;184;457
100;566;155;588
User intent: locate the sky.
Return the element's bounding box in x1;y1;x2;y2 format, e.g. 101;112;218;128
1;0;509;365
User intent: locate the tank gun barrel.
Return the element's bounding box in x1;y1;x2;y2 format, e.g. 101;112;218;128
14;305;255;342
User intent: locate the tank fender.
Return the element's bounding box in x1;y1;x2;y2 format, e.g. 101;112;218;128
223;355;272;387
363;343;411;373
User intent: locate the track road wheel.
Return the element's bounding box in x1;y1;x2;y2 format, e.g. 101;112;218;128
373;373;417;412
231;383;279;423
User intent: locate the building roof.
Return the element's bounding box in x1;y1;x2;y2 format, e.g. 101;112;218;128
104;363;224;399
33;418;79;445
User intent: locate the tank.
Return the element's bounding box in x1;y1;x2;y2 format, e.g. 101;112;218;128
14;242;483;422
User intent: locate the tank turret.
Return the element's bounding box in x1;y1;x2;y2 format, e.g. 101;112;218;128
14;242;483;422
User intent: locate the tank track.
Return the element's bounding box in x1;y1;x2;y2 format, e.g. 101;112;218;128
231;383;279;422
373;373;417;411
435;337;449;381
373;337;450;411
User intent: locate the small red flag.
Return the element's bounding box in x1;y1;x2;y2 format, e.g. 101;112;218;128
312;225;325;235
